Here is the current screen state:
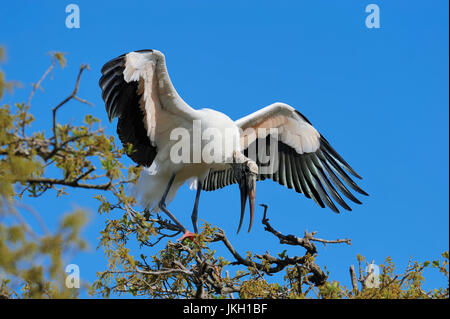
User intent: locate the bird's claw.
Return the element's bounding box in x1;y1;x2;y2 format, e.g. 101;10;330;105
178;230;196;242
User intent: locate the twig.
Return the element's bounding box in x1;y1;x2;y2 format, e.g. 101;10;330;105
25;59;56;108
52;64;91;147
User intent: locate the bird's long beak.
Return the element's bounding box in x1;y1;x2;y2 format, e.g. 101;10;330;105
248;182;255;232
237;174;256;234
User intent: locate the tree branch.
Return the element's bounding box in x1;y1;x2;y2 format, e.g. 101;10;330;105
52;64;91;148
25;177;112;190
260;204;351;255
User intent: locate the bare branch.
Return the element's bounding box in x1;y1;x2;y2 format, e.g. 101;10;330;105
52;64;91;147
25;177;112;190
260;204;351;255
350;265;358;293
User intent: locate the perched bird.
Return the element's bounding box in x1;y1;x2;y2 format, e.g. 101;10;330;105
99;49;368;240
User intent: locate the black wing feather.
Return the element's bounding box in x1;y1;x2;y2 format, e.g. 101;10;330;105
99;51;157;167
202;111;368;214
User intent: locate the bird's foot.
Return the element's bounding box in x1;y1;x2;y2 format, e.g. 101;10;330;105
177;230;196;242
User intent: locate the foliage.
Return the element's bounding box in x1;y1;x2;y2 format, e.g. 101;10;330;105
0;48;448;299
0;50;92;298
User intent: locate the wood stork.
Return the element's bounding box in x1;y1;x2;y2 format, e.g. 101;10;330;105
99;49;368;240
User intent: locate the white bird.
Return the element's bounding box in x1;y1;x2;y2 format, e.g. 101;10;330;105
99;49;368;240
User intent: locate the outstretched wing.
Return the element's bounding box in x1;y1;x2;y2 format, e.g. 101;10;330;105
99;49;196;167
203;102;368;213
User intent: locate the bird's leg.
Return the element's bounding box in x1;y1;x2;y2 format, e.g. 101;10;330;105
191;181;202;234
158;173;195;241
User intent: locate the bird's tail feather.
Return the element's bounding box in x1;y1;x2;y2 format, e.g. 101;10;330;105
134;168;180;212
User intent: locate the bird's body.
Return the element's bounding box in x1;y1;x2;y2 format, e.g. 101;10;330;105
138;107;240;213
99;49;368;236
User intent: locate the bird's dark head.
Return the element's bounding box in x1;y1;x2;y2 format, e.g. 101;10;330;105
232;151;258;234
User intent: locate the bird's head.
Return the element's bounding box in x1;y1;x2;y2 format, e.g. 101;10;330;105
232;151;258;234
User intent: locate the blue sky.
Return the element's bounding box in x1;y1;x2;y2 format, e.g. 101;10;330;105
0;0;448;297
